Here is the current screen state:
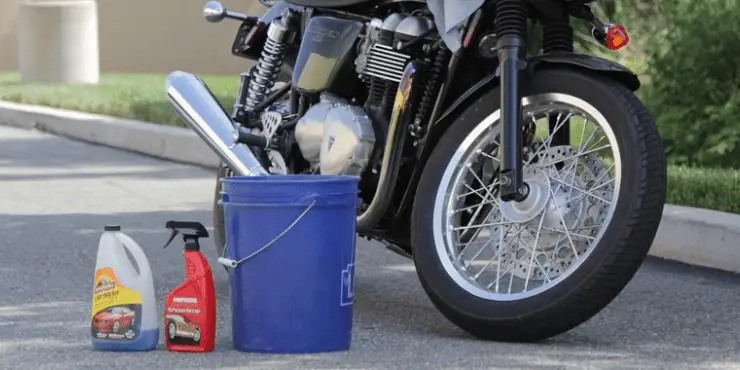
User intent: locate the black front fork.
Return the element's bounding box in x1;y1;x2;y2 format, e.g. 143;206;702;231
495;0;573;201
495;0;531;202
497;35;529;202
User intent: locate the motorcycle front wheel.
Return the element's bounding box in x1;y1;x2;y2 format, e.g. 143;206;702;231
411;68;666;342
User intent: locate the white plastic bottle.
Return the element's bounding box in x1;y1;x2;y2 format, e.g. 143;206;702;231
90;225;159;351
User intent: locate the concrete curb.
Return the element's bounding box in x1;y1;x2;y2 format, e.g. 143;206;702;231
1;100;739;273
0;100;220;168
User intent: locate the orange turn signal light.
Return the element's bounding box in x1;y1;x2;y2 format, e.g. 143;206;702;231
605;24;629;50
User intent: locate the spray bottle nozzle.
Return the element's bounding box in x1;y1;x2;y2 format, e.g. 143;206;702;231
163;221;209;251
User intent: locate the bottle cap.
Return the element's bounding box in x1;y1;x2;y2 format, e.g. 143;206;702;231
104;225;121;232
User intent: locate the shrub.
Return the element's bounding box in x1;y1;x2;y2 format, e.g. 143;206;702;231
642;0;740;168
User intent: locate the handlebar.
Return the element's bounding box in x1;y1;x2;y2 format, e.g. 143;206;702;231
203;1;249;23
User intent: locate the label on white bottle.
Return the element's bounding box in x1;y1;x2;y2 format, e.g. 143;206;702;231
90;267;143;341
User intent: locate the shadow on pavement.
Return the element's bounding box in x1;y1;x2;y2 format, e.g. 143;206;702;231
1;210;740;369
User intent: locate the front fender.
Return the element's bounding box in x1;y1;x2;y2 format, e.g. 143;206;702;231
435;52;640;128
529;52;641;91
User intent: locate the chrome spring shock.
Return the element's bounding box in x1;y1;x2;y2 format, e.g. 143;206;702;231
244;16;295;111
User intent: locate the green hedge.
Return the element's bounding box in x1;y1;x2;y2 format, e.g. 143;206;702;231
667;165;740;214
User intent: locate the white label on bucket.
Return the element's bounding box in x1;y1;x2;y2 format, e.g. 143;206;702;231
340;262;354;307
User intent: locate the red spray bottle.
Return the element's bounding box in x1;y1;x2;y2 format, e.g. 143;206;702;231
162;221;216;352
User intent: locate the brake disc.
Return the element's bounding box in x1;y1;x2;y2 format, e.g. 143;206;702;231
503;145;614;281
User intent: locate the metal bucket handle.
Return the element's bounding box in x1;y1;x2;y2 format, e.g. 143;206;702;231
218;193;346;269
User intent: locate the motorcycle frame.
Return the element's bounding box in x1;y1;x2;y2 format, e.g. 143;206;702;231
227;0;641;250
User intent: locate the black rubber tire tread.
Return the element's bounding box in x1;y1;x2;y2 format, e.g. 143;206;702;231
410;67;667;342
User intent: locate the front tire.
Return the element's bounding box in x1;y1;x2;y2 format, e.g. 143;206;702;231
411;68;666;342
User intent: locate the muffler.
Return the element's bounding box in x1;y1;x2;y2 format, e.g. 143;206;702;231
165;71;269;176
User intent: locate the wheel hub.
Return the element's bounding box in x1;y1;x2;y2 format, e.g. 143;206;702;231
500;169;550;223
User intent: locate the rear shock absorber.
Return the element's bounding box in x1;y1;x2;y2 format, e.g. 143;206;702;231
233;11;296;121
495;0;530;202
542;8;574;156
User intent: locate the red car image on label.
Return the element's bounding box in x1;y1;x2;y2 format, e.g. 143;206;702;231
166;314;201;344
91;305;140;340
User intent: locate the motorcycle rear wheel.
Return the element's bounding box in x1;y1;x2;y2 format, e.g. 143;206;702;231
411;68;666;342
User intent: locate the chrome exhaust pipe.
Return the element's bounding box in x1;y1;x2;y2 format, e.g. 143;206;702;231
165;71;269;176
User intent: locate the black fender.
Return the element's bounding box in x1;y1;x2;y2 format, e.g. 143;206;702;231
434;52;640;131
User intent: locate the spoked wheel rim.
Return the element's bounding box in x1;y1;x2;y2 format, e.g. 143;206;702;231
433;93;622;302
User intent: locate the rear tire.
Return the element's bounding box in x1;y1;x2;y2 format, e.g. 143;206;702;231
411;68;666;342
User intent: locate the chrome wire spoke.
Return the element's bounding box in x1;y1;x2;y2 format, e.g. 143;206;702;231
524;112;573;167
523;208;548;290
471;225;510;280
456;180;500;200
453;198;499;214
548;176;612;205
546;181;582;262
452;221;507;231
540;226;596;241
452;165;503;233
519;226;555;285
479;151;500;163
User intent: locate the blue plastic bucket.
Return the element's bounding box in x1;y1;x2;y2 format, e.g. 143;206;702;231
221;175;360;353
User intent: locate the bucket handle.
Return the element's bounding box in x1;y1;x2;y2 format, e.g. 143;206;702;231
217;196;317;269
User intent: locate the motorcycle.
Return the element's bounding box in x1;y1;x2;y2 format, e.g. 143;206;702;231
164;0;667;342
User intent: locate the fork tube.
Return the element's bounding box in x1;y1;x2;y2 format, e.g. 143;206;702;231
495;0;530;202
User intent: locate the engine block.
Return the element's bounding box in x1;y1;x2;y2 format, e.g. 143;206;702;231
355;13;433;84
354;13;434;122
357;38;410;84
294;93;376;176
293;12;435;177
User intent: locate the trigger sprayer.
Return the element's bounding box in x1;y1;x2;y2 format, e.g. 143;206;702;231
163;221;209;251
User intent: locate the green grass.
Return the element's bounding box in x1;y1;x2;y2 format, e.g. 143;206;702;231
0;72;240;127
1;72;739;214
667;166;740;214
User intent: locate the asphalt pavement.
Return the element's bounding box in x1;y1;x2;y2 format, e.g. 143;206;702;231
1;124;739;370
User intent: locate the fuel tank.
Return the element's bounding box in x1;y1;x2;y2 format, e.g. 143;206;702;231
292;16;364;96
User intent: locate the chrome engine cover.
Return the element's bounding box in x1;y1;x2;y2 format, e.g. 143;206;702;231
294;93;376;176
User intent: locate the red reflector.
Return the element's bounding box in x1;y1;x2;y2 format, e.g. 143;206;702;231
606;24;629;50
